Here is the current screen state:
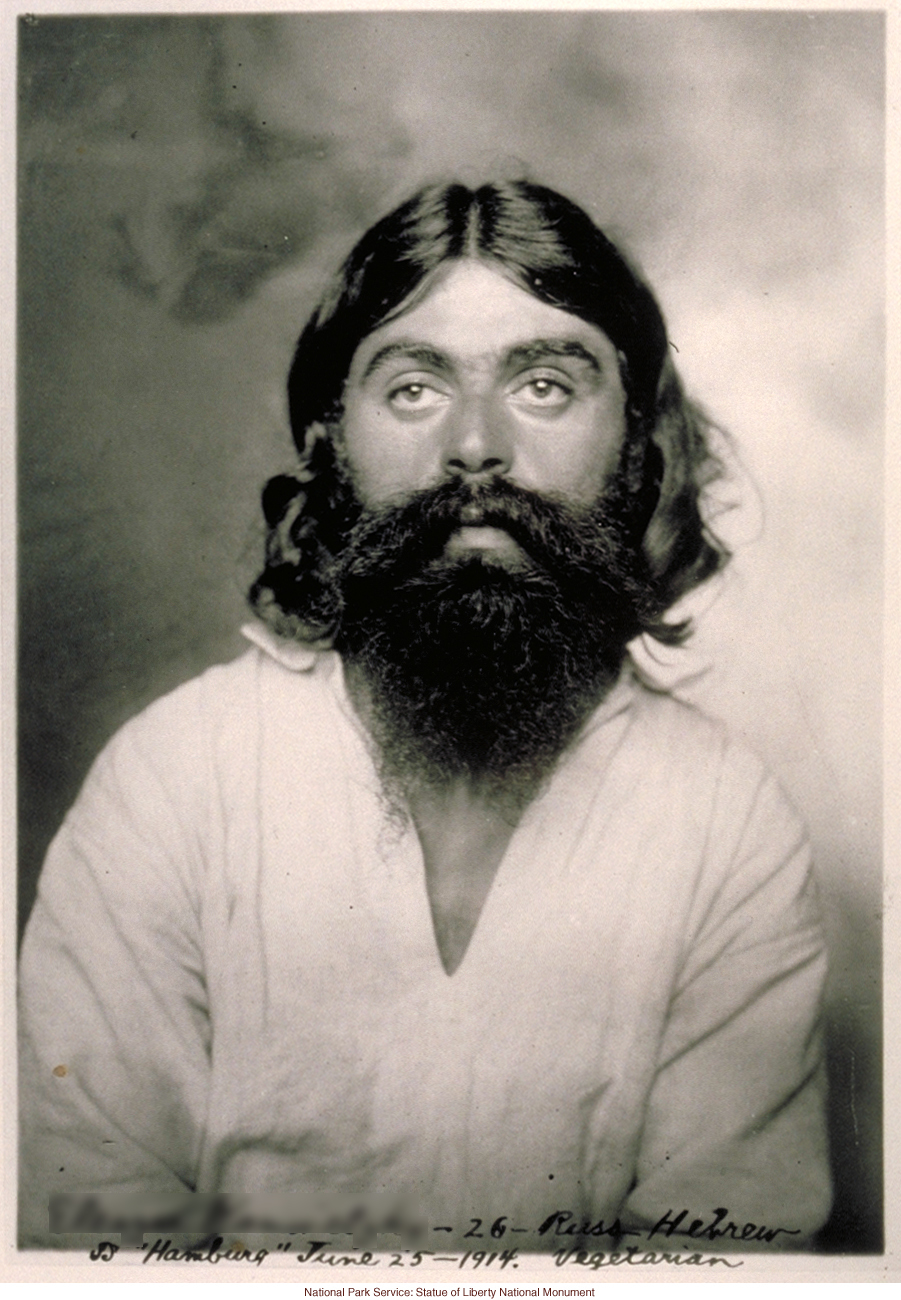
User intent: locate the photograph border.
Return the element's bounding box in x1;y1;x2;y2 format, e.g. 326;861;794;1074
3;0;897;1284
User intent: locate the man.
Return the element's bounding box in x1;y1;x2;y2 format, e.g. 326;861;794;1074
19;180;830;1254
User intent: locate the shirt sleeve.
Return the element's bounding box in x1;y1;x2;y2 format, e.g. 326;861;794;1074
619;749;832;1252
18;698;213;1248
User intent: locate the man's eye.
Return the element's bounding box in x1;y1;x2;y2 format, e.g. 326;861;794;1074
511;376;573;409
387;382;447;412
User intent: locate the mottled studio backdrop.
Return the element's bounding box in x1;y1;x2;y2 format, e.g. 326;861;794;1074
18;11;883;1252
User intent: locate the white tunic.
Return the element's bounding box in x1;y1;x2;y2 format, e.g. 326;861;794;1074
19;627;831;1252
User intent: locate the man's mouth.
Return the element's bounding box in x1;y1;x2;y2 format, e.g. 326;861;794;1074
441;497;533;563
443;524;525;563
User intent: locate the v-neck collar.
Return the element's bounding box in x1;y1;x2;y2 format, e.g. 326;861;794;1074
244;620;640;982
326;658;638;984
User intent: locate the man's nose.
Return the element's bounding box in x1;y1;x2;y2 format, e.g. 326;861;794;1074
442;396;513;480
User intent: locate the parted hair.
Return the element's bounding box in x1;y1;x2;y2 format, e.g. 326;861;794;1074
251;179;729;645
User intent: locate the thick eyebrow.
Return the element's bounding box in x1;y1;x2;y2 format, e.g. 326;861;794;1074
504;339;602;373
358;337;604;385
360;342;450;383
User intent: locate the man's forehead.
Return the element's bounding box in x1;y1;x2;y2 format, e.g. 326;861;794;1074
347;259;619;378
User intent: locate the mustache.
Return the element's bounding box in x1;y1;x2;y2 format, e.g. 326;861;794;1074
333;476;636;588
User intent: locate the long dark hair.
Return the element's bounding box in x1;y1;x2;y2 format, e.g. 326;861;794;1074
251;179;729;646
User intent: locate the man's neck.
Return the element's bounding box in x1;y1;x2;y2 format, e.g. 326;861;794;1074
407;780;520;976
344;661;528;973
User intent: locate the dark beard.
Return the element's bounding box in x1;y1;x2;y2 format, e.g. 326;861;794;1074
329;474;652;810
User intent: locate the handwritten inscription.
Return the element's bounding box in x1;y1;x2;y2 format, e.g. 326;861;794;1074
647;1206;800;1246
88;1240;741;1271
84;1206;799;1268
550;1247;742;1270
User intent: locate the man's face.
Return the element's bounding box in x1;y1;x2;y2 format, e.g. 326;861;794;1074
338;260;629;564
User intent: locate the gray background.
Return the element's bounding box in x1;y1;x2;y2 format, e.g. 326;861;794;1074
18;11;883;1252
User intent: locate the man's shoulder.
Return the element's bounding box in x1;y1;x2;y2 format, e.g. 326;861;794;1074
613;672;803;827
614;671;733;767
94;638;339;779
129;635;332;724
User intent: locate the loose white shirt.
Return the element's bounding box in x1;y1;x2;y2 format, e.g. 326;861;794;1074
19;626;831;1252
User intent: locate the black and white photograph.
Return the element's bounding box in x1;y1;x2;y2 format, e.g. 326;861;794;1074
7;1;889;1280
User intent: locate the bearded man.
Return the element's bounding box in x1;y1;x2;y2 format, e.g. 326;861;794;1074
19;181;831;1253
